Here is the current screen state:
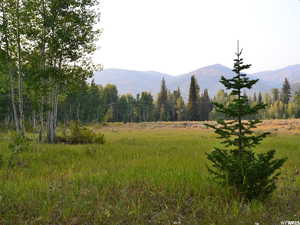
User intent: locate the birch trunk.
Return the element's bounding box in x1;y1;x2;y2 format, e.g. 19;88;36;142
9;71;20;133
38;100;44;142
16;0;25;135
47;87;57;143
1;1;20;133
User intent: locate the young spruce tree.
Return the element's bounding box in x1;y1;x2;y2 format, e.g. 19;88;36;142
206;43;287;201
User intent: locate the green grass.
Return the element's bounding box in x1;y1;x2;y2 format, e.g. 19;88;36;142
0;128;299;224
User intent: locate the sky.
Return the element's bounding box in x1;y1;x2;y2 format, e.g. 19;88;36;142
93;0;300;75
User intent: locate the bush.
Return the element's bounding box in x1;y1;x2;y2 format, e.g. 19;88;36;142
8;133;31;153
6;133;31;171
58;121;105;144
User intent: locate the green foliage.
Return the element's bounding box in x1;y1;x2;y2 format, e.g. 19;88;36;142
59;121;105;144
7;133;31;170
281;78;291;104
187;77;213;121
207;148;286;201
200;89;213;121
8;133;31;154
157;78;169;121
206;44;287;201
187;75;201;121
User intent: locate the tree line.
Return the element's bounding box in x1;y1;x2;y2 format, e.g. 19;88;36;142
2;70;299;130
49;76;213;124
57;75;300;123
211;78;300;119
59;75;214;123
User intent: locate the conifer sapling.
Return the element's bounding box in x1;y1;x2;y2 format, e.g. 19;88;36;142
206;42;287;201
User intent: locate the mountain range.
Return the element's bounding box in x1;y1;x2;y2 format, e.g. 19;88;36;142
92;64;300;98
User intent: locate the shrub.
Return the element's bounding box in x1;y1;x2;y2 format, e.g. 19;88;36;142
58;121;105;144
6;133;31;171
8;133;31;154
206;43;287;201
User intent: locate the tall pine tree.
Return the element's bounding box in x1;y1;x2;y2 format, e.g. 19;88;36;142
157;78;169;121
281;78;291;104
187;75;201;121
200;89;212;121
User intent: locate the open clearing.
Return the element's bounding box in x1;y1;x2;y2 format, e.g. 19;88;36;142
0;120;300;225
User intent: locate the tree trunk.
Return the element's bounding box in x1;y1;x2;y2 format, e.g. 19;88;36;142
38;101;44;142
1;1;20;133
16;0;25;135
9;71;20;133
47;89;54;143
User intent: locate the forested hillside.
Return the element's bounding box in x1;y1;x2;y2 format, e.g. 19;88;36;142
93;64;300;97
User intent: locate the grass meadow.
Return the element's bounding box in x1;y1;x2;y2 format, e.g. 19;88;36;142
0;122;300;225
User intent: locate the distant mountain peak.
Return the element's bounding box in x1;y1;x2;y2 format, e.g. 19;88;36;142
206;63;228;69
93;64;300;97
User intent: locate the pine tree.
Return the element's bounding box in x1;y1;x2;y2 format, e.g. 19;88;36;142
175;97;186;121
157;78;168;109
200;89;213;121
293;91;300;118
139;92;154;122
187;75;201;121
257;92;264;119
253;93;257;102
271;88;280;103
281;78;291;105
206;43;287;201
157;78;169;121
170;88;182;121
258;92;263;104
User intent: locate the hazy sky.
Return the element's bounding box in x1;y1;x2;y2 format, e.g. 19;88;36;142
94;0;300;75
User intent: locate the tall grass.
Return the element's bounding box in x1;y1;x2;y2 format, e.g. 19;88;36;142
0;128;299;224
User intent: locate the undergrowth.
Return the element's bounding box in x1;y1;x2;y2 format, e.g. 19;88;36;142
57;121;105;144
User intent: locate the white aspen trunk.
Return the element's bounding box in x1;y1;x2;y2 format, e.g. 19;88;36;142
39;0;46;142
51;58;63;142
10;72;20;133
53;87;58;130
1;1;20;133
46;90;52;143
51;87;57;142
47;87;57;143
38;100;44;142
46;96;50;142
16;0;25;135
